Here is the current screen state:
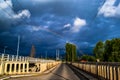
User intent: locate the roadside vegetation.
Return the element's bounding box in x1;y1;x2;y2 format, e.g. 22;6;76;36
94;38;120;62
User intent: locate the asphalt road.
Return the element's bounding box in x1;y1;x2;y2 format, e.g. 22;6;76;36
9;63;80;80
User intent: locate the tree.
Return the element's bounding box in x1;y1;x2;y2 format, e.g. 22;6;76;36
104;39;120;62
80;55;96;62
110;39;120;62
65;43;77;62
94;38;120;62
30;45;36;57
104;40;112;61
94;41;104;61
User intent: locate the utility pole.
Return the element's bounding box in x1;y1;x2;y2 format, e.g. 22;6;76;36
16;35;20;60
58;49;59;60
56;49;59;60
46;51;47;59
4;46;7;54
56;49;57;60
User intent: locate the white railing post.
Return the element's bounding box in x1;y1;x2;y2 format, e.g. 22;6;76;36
19;56;21;61
16;55;18;61
22;57;24;61
7;55;9;61
25;57;27;61
12;55;14;61
1;54;4;61
36;59;37;62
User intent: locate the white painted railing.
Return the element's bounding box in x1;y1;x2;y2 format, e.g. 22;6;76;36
0;53;55;63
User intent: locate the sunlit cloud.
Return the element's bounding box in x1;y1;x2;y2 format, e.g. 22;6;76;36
0;0;31;23
71;17;86;33
98;0;120;17
64;24;71;28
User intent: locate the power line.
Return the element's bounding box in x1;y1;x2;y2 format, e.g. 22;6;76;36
1;1;24;25
0;8;65;49
88;0;106;26
4;0;13;9
4;0;68;42
0;4;25;26
14;0;68;42
0;0;107;52
15;0;24;9
3;0;67;42
0;6;13;18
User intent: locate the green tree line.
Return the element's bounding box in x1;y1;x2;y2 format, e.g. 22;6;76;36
80;55;96;62
94;38;120;62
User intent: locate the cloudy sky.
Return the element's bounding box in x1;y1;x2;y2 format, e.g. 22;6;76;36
0;0;120;57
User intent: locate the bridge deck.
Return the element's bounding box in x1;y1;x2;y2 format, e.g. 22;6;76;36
9;63;80;80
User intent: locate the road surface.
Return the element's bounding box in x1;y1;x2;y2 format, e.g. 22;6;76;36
9;63;80;80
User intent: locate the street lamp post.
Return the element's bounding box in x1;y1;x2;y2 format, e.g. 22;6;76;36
4;46;7;54
16;35;20;60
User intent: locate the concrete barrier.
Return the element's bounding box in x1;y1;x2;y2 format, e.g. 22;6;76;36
0;60;60;75
0;53;61;75
70;62;120;80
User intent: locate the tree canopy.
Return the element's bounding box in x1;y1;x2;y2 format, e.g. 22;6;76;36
30;45;36;57
65;43;77;62
80;55;96;62
94;38;120;62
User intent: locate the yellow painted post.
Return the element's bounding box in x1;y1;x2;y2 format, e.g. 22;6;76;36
4;63;8;74
102;65;104;77
0;61;5;75
14;63;17;74
118;67;120;80
18;63;21;74
98;65;99;76
23;63;25;73
9;63;12;74
27;63;29;73
114;67;116;80
104;65;106;79
110;66;113;80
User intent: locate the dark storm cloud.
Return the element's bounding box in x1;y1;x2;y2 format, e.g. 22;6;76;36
0;0;120;56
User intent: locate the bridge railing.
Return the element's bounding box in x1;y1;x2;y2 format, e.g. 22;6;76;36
0;53;28;62
0;53;53;62
71;62;120;80
0;53;61;75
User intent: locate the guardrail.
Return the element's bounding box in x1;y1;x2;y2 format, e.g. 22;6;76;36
0;53;28;61
71;62;120;80
0;53;55;63
0;53;61;75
